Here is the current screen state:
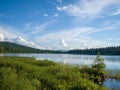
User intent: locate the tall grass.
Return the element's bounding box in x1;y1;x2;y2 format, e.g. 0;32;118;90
0;56;107;90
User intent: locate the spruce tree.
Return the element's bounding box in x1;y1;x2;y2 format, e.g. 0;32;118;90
91;52;106;84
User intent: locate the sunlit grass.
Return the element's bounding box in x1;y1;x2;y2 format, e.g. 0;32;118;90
0;56;107;90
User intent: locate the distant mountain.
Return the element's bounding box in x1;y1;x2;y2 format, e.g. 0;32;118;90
0;41;59;53
0;41;120;55
0;33;42;49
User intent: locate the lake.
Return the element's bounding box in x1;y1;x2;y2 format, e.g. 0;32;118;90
0;53;120;89
103;78;120;90
0;53;120;70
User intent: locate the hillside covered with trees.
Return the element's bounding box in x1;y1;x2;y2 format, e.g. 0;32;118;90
0;42;59;53
0;41;120;55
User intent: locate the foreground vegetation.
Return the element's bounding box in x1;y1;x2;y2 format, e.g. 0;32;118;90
0;55;107;90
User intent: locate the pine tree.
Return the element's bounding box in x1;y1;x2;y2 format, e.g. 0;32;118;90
91;52;106;84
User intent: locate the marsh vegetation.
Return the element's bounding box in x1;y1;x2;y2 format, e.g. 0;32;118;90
0;54;107;90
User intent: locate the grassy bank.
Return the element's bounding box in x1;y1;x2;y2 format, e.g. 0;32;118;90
106;69;120;80
0;56;107;90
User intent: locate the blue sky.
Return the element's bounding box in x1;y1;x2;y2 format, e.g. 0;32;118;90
0;0;120;50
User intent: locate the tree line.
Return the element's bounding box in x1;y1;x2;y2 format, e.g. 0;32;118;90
0;41;59;53
67;46;120;55
0;41;120;55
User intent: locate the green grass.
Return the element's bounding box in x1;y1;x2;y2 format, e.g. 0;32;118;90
0;56;107;90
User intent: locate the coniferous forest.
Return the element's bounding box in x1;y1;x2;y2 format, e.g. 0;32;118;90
0;41;120;55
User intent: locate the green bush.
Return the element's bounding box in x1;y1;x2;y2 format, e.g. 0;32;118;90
91;52;106;84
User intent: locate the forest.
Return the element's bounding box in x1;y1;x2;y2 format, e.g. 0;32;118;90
0;41;120;55
67;46;120;55
0;41;59;53
0;54;107;90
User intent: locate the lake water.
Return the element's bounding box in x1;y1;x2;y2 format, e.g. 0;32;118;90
1;53;120;70
0;53;120;89
103;78;120;90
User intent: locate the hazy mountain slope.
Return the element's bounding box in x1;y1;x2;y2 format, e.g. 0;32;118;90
0;41;119;55
0;41;52;53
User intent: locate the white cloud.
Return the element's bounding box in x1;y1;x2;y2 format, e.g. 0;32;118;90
25;23;48;35
57;6;68;11
0;33;4;41
57;0;120;17
60;38;68;48
0;24;119;50
14;36;26;43
35;27;90;49
110;9;120;16
30;25;44;34
57;0;62;4
37;27;91;40
24;20;56;35
0;26;18;39
53;13;58;17
36;27;112;50
43;13;48;17
0;25;44;49
13;36;44;49
45;0;58;7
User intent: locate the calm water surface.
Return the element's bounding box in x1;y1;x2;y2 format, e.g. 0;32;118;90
1;53;120;70
103;78;120;90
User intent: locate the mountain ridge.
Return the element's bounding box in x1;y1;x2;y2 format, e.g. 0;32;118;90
0;41;57;53
0;41;120;55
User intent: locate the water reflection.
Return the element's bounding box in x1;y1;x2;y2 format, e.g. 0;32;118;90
0;53;120;70
103;78;120;90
